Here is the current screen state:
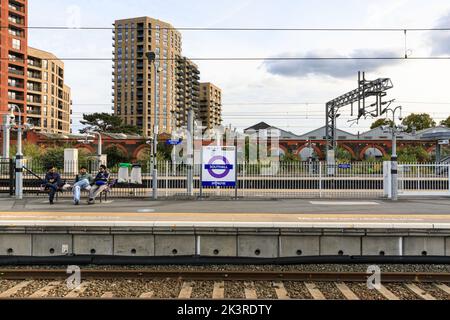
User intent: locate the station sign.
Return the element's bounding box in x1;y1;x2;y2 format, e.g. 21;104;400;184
202;146;236;187
338;163;352;169
438;140;449;145
166;138;182;145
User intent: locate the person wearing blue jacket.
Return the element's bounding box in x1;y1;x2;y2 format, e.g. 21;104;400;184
43;166;63;204
88;165;110;204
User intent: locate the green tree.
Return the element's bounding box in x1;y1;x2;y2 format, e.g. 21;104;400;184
79;113;142;135
137;144;172;163
9;142;42;159
335;146;352;162
398;145;430;163
370;118;395;129
401;113;436;133
105;145;129;168
440;116;450;128
40;146;66;171
281;151;300;162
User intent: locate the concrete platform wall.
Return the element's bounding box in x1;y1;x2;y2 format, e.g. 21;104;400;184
0;229;449;258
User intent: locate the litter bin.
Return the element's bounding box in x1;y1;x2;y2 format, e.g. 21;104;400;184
130;164;142;185
118;163;132;183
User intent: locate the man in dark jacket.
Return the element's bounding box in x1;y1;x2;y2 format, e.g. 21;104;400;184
43;166;63;204
88;165;110;204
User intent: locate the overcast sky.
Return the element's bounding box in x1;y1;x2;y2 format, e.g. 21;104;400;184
28;0;450;135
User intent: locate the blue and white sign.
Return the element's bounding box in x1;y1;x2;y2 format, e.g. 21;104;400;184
338;163;352;170
202;146;236;187
166;139;182;145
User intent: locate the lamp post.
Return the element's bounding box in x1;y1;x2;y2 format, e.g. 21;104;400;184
2;114;11;159
187;108;194;196
88;132;103;165
9;105;23;200
170;109;176;176
146;52;162;200
328;113;341;176
383;106;403;201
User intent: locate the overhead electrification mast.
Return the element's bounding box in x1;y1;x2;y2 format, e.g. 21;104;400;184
325;71;394;167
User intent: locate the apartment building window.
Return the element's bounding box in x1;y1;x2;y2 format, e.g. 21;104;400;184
8;91;19;100
43;72;48;81
43;60;48;69
12;38;21;50
9;28;22;37
8;78;20;88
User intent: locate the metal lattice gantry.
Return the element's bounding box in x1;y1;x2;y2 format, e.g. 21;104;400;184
325;72;394;162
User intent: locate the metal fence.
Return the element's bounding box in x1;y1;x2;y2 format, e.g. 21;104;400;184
2;158;450;199
398;163;450;197
156;161;385;199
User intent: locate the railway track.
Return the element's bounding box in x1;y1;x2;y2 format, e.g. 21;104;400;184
1;269;450;300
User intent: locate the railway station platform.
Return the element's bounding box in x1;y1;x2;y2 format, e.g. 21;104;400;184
1;198;450;261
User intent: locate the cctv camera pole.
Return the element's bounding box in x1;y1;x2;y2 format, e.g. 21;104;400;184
171;110;176;176
152;125;158;200
187;108;194;196
2;114;10;159
95;132;102;165
391;127;398;201
386;106;402;201
146;51;160;200
10;105;23;200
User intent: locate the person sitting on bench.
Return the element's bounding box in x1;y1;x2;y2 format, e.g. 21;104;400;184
88;165;110;204
43;166;63;205
73;166;93;205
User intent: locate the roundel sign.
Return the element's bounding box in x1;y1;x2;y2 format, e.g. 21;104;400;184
202;146;236;187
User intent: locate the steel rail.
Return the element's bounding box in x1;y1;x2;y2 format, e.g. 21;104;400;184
1;270;450;283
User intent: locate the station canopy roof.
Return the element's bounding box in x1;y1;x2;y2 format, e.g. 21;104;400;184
420;126;450;140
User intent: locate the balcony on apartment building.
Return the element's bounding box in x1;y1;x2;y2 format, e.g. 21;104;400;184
8;14;25;26
9;53;25;64
8;91;24;101
26;107;42;116
27;71;42;80
27;59;42;68
8;66;24;76
28;119;41;128
27;95;42;104
8;78;24;89
8;26;25;38
8;1;25;14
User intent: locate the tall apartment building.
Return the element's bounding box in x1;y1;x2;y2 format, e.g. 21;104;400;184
199;82;222;129
0;1;72;134
113;17;182;136
175;56;200;128
27;47;72;134
0;0;28;124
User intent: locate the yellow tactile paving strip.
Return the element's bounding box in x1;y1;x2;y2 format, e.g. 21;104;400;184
0;212;450;223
